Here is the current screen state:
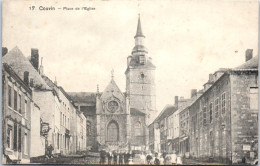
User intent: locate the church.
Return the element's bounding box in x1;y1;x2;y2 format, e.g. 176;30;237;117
68;16;157;151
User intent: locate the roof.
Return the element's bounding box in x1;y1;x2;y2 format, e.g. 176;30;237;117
154;105;177;123
67;92;96;104
235;56;258;70
135;15;145;38
42;75;57;89
2;46;51;90
130;108;146;116
2;63;32;95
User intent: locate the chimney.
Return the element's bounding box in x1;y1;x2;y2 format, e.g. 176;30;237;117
209;74;214;83
2;47;8;56
31;48;39;71
30;78;34;87
127;56;132;66
191;89;197;98
39;57;44;76
245;49;253;62
175;96;179;108
24;71;29;86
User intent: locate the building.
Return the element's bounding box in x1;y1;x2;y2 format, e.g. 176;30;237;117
67;92;96;150
76;110;87;151
2;63;33;163
68;16;157;151
189;50;258;164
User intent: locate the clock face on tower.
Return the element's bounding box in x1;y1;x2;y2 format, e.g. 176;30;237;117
107;100;119;113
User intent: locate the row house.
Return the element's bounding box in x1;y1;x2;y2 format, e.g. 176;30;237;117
2;47;88;157
189;50;258;164
2;63;37;163
3;47;61;155
76;110;87;151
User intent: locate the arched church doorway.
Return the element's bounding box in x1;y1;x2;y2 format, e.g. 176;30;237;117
107;120;119;142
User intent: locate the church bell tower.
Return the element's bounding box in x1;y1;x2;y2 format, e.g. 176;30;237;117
125;15;156;122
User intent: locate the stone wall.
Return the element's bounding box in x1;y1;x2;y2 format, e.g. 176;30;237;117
230;71;258;164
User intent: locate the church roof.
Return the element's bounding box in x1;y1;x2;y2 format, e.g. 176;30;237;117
130;108;146;116
67;92;96;104
135;15;145;38
2;46;51;90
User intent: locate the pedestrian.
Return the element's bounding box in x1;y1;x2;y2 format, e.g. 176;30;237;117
154;153;160;165
107;151;112;164
162;151;167;164
47;144;54;159
119;152;123;164
146;153;152;164
113;151;118;164
100;149;106;164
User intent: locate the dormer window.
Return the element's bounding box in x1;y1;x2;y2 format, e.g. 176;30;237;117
139;55;145;65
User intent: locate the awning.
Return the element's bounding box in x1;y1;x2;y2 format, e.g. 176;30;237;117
179;136;188;142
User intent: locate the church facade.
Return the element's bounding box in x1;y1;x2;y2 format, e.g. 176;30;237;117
68;16;157;151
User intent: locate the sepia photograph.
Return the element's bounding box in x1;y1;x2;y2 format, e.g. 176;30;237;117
1;0;259;165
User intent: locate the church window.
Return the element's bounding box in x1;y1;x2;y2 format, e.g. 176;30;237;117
107;121;119;142
139;55;145;65
135;121;142;136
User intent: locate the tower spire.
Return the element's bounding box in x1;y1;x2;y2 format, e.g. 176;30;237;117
135;14;145;38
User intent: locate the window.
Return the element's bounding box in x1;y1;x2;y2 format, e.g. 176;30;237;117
8;85;12;107
135;121;142;136
14;90;17;111
24;133;28;154
57;134;59;149
87;121;91;136
209;103;213;123
60;112;62;125
18;126;21;152
18;94;21;113
13;123;17;151
203;107;207;126
24;100;27;118
139;55;145;64
250;87;258;110
107;121;119;142
7;125;12;149
221;93;226;114
215;98;219;118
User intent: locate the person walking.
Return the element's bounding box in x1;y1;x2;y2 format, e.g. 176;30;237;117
154;153;160;165
113;151;117;164
107;151;112;164
119;152;123;164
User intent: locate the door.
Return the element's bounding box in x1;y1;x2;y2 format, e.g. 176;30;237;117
107;121;119;142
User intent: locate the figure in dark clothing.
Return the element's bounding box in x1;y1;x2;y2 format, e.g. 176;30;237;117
107;152;112;164
46;144;54;158
100;150;106;164
146;154;152;164
113;151;117;164
119;153;123;164
124;152;128;164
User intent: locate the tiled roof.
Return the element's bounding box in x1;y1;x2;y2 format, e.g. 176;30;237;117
42;75;57;89
235;56;258;69
154;105;177;122
67;92;96;104
2;47;51;90
130;108;146;116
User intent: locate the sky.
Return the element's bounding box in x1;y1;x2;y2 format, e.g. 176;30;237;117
2;0;259;111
